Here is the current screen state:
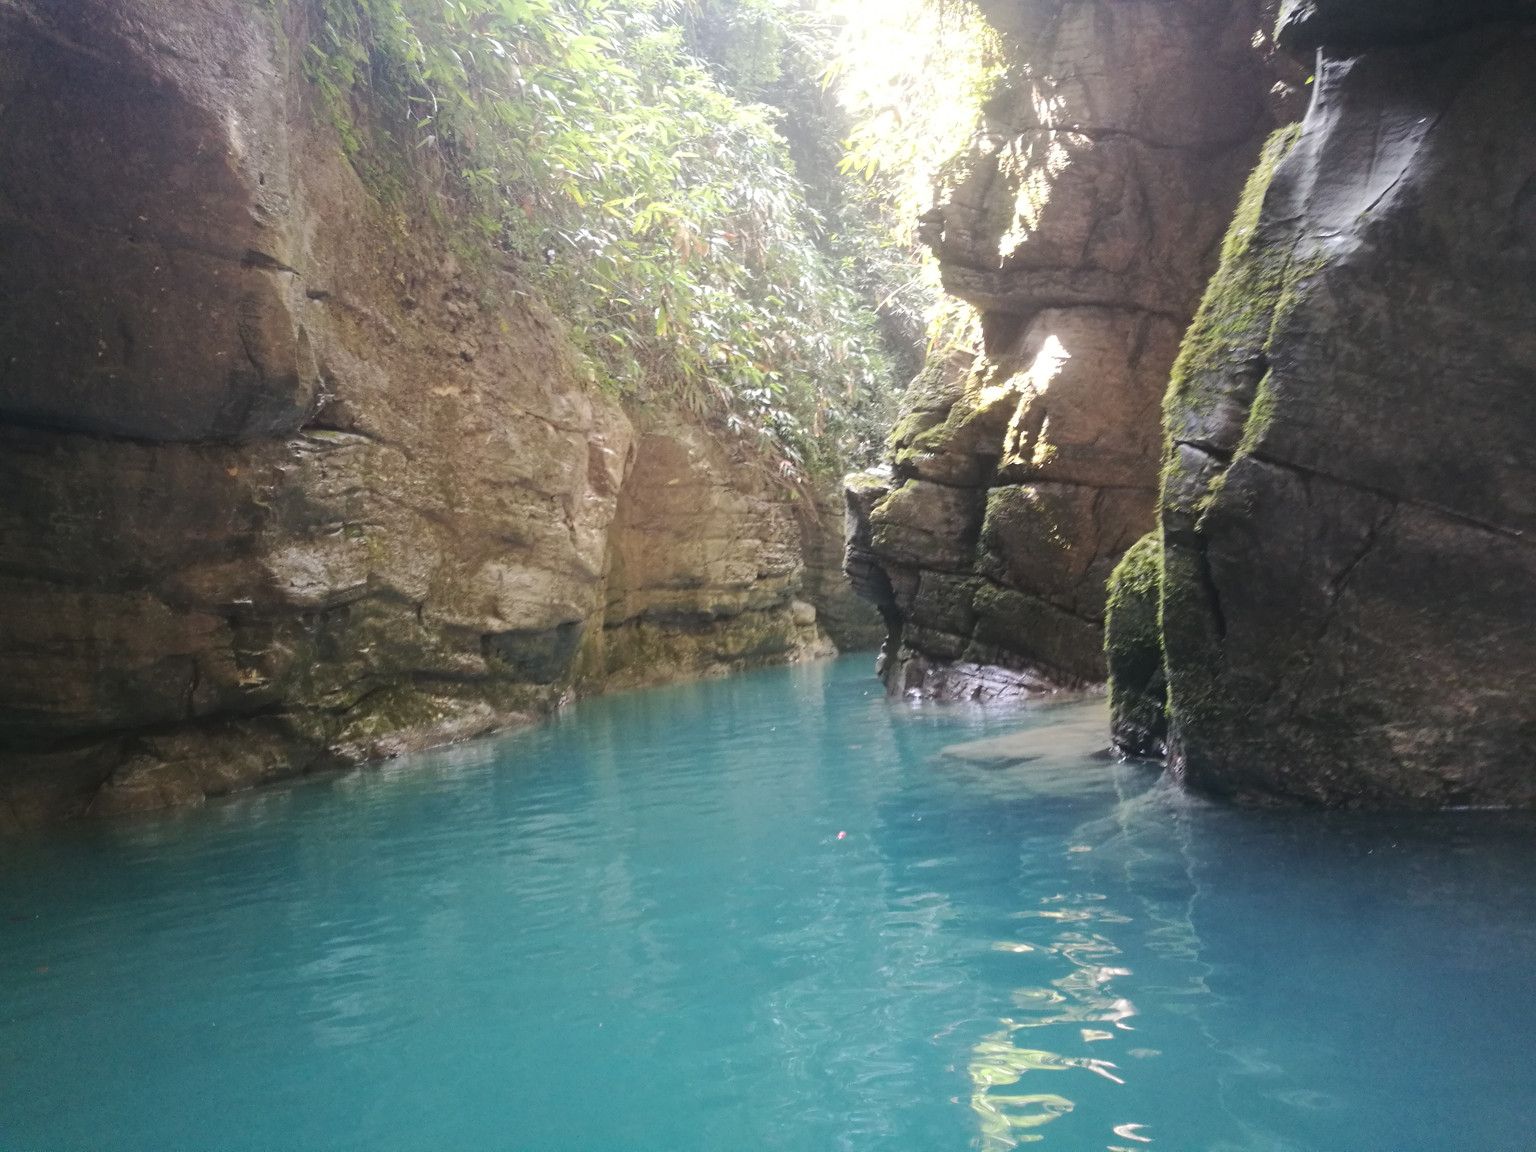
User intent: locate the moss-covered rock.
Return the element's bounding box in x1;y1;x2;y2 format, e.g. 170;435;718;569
1104;532;1166;758
868;479;986;573
885;353;1007;488
968;582;1106;683
1160;124;1303;482
1154;24;1536;808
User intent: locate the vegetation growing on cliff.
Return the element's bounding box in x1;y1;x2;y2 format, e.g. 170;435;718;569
1160;123;1303;431
828;0;1004;350
301;0;995;483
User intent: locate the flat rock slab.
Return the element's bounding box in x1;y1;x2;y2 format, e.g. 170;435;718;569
940;700;1112;775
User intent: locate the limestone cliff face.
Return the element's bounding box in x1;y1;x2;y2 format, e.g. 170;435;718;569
1110;1;1536;806
0;0;859;828
845;0;1297;699
584;412;839;690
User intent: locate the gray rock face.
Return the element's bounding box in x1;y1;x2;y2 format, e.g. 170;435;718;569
845;0;1294;699
0;1;310;442
0;0;852;827
801;479;886;653
1145;16;1536;806
1277;0;1536;53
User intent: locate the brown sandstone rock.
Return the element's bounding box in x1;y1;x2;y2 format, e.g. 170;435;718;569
585;412;834;691
848;0;1294;698
0;0;851;827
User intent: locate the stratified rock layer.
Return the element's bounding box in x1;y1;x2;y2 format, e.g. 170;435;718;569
845;0;1293;699
1143;14;1536;806
587;412;839;690
0;0;854;827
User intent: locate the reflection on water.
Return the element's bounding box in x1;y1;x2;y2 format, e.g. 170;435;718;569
968;892;1142;1146
3;657;1536;1152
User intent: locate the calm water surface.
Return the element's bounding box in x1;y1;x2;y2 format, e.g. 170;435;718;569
3;656;1535;1151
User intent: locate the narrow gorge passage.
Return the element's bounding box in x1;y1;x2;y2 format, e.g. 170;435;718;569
4;0;1536;1147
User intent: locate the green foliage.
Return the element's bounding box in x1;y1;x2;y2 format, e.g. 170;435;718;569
826;0;1005;355
301;0;923;480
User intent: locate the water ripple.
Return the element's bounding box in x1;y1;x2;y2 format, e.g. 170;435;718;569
3;661;1536;1152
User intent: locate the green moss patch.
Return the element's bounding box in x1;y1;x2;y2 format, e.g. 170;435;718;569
1104;532;1166;757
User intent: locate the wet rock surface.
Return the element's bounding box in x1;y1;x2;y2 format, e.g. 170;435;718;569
1137;12;1536;807
846;0;1294;699
0;0;855;827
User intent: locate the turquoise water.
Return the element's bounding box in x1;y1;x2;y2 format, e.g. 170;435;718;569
3;656;1535;1152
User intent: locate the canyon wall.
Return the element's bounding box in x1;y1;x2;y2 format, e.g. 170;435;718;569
1109;0;1536;806
586;411;837;692
0;0;869;828
845;0;1300;699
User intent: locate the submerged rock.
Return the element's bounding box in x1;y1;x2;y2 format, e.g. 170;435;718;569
1134;11;1536;807
937;700;1123;800
845;0;1298;699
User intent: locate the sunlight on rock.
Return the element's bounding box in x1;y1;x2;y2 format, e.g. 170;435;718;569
998;136;1076;259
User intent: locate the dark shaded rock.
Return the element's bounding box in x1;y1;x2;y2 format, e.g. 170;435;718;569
846;0;1295;698
87;717;337;818
799;478;885;652
842;470;898;613
1277;0;1536;54
967;582;1106;682
0;0;312;440
869;479;986;573
884;650;1085;703
1145;23;1536;808
484;623;587;684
